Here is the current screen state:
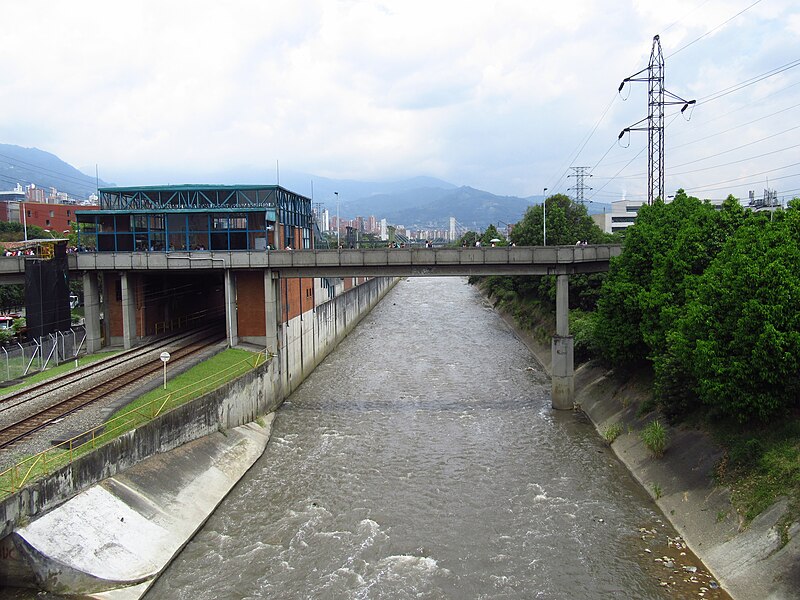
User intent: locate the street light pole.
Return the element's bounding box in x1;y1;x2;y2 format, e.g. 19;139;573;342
542;187;548;246
334;191;340;248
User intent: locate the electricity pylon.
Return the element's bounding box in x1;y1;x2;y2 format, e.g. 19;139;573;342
568;166;592;204
618;35;695;205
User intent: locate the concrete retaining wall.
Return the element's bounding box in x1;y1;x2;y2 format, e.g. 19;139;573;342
281;276;394;395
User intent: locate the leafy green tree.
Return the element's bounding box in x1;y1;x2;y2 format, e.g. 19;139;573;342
662;202;800;422
480;224;506;246
0;285;24;312
457;230;480;247
594;191;745;367
507;194;610;311
510;193;607;247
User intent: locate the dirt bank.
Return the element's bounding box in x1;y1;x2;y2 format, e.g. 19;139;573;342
491;300;800;600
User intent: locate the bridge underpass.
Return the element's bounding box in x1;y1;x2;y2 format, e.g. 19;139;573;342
0;244;621;409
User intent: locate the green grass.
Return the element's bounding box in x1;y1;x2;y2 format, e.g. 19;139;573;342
0;348;265;498
641;419;668;458
0;351;120;396
602;422;624;444
714;418;800;536
652;482;663;499
107;348;262;424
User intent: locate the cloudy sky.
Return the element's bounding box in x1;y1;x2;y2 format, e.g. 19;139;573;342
2;0;799;203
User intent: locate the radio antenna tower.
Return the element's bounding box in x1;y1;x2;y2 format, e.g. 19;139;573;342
568;166;592;204
618;35;695;205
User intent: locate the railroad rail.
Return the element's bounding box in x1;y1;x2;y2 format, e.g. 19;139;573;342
0;328;225;449
0;327;218;414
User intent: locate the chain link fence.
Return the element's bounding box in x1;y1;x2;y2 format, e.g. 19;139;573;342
0;326;87;383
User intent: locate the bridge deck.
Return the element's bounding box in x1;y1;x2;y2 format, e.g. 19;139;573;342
0;245;621;279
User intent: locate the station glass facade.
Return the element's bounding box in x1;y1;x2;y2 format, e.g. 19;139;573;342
76;185;313;252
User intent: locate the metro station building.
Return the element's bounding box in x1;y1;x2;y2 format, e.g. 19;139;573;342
75;184;356;348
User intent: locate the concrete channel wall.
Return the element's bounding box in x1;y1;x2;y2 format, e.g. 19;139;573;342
280;276;394;396
0;276;397;595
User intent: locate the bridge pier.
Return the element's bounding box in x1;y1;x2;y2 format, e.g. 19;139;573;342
82;272;102;354
120;272;137;350
264;270;280;355
224;269;238;347
551;273;574;410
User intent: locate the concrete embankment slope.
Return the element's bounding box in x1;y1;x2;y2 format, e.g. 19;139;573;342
4;417;272;599
497;305;800;600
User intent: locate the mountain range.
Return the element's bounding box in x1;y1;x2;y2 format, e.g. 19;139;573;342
0;144;609;230
0;144;111;199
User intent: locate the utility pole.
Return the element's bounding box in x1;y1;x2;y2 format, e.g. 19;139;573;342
618;35;695;205
568;167;592;204
542;187;548;246
334;192;340;248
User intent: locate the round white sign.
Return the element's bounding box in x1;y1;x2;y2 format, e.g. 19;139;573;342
160;351;171;362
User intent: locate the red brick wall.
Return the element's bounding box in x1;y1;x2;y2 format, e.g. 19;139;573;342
282;277;314;322
236;272;266;336
20;202;98;235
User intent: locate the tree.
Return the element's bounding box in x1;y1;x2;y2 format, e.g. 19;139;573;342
480;224;506;246
662;203;800;422
508;194;610;311
594;191;745;367
510;193;607;247
457;231;480;247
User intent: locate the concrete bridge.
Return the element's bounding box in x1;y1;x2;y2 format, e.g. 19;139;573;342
0;244;621;409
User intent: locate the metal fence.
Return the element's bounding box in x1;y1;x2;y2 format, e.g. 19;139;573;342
0;326;87;383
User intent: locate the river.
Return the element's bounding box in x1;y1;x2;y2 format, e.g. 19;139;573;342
146;276;728;599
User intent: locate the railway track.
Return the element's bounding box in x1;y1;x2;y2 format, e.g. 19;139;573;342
0;328;226;449
0;327;220;414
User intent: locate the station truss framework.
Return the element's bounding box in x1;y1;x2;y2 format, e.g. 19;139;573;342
77;184;313;252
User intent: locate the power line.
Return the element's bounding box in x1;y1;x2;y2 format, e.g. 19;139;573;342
697;58;800;105
684;162;800;192
546;93;619;194
588;146;648;202
671;101;800;150
670;124;800;168
670;142;800;177
665;0;764;59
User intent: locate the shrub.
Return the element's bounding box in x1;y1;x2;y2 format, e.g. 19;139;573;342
641;419;668;458
602;422;623;445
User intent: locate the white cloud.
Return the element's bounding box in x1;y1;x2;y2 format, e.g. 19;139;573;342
1;0;799;200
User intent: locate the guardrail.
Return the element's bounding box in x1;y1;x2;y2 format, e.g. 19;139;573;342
0;350;268;498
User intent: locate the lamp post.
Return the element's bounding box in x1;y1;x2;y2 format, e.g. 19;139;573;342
22;202;28;242
334;191;340;249
542;187;548;246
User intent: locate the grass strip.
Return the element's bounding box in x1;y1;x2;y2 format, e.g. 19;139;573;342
0;351;121;396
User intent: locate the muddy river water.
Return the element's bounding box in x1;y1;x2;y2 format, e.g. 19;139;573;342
146;277;729;599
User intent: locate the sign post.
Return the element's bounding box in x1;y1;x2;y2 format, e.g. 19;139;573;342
160;351;170;390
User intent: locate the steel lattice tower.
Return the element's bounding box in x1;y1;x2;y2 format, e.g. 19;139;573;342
568;166;592;204
619;35;694;205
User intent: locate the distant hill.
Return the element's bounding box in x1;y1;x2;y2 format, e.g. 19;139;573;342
339;186;537;230
0;144;111;199
0;144;610;227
